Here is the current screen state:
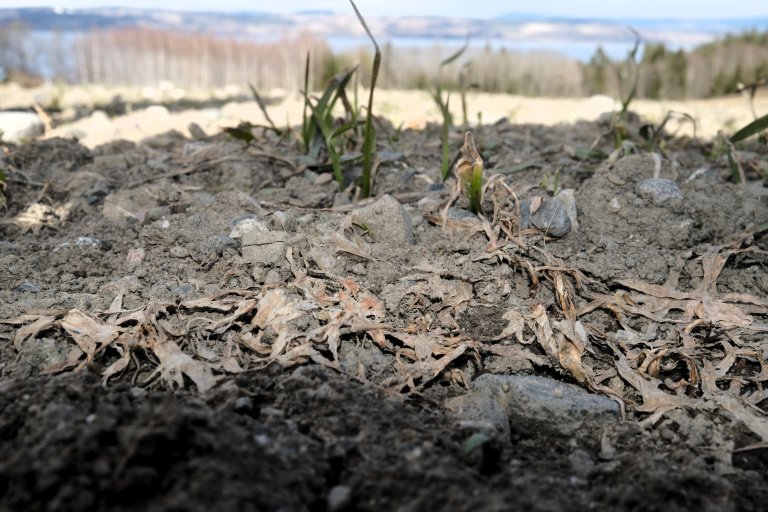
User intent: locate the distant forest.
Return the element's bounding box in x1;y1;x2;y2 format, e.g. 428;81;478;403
0;22;766;99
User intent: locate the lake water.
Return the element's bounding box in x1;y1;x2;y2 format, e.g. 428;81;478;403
326;35;643;62
24;30;652;80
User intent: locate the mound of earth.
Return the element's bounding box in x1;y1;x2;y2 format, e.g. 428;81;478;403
1;112;767;511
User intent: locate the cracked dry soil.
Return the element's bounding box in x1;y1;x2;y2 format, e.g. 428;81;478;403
1;114;768;511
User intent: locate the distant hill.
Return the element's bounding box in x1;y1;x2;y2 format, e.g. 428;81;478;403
1;7;766;50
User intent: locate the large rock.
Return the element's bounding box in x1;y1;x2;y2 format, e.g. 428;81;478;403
0;112;44;143
445;374;620;439
519;194;574;238
351;194;415;246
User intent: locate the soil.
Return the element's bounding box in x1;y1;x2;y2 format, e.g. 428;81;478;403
1;105;768;511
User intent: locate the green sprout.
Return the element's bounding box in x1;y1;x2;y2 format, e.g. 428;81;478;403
301;52;312;152
432;40;469;181
730;112;768;144
304;67;358;188
0;166;6;210
350;0;381;198
618;27;641;116
455;130;484;214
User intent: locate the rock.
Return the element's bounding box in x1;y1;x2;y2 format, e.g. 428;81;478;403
172;283;194;296
15;282;41;293
169;246;190;258
376;150;406;163
233;396;254;414
426;183;447;194
187;122;207;140
637;178;683;205
351;194;415;246
241;230;289;266
0;112;44;143
555;189;578;232
327;485;352;512
445;374;620;439
520;196;573;237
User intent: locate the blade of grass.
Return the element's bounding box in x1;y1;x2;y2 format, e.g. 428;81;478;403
248;83;281;135
456;131;484;214
350;0;381;198
301;52;312;152
435;38;469;181
730;112;768;144
619;27;641;116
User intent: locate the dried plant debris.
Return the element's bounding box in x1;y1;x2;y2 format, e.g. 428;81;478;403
3;87;768;511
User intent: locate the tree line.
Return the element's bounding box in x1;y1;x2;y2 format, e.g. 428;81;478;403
0;22;766;100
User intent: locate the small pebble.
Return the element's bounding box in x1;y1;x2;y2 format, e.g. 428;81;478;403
327;485;352;512
15;282;41;293
233;396;254;414
636;178;683;205
169;246;190;258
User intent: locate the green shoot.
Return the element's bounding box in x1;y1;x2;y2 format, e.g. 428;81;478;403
639;110;697;152
458;62;472;127
737;78;767;121
456;131;484;214
222;84;283;144
350;0;381;198
720;132;746;183
730;112;768;144
301;52;312;152
305;66;357;167
541;166;561;196
618;27;641;116
0;165;6;210
433;40;469;181
224;123;255;144
248;83;281;135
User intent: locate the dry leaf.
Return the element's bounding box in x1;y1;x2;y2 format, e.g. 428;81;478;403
61;309;120;363
13;315;57;351
527;304;557;358
149;338;217;393
493;309;526;344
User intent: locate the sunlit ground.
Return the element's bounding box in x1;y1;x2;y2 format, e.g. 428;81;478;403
2;82;764;148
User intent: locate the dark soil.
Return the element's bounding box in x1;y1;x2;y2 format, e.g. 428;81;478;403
1;113;767;511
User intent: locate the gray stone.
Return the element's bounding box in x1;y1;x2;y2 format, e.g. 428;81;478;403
169;246;190;258
0;112;44;143
172;283;194;295
327;485;352;512
426;182;447;194
15;282;41;293
233;396;254;414
520;196;573;238
352;194;415;246
555;189;579;232
376;150;406;163
445;374;620;439
637;178;683;205
241;230;288;266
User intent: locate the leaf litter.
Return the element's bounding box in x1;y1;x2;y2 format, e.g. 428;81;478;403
2;112;768;499
7;188;765;443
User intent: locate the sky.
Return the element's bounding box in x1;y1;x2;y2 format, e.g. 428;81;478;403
1;0;767;19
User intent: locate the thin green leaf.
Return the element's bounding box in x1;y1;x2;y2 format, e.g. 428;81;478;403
331;120;360;139
350;0;381;198
223;125;255;144
248;83;280;134
302;52;312;152
730;112;768;143
440;38;469;68
468;162;483;214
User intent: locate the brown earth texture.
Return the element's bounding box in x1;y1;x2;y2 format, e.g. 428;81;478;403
1;103;768;511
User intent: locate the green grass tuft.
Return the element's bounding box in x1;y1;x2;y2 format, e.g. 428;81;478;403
349;0;381;198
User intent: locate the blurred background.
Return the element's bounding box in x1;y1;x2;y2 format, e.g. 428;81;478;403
0;0;768;147
0;0;766;144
